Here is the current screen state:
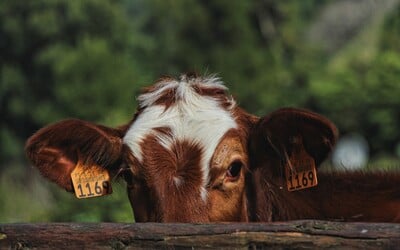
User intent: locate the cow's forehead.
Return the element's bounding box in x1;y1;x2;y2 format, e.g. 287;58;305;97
123;75;238;200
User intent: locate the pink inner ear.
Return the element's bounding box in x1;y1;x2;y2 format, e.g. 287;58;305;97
26;119;125;193
35;147;77;192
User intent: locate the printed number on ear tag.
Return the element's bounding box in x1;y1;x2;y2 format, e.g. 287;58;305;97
285;138;318;192
285;162;318;192
71;162;112;199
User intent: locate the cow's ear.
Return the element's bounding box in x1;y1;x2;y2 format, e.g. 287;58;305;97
25;119;124;192
249;108;338;174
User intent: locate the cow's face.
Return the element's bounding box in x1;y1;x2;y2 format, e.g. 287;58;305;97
122;76;253;222
25;74;337;223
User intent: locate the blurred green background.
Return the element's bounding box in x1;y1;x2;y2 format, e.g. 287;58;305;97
1;0;400;222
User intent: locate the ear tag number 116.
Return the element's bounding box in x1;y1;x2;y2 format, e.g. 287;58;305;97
71;162;112;199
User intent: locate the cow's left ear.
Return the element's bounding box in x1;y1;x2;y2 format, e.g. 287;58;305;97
249;108;338;174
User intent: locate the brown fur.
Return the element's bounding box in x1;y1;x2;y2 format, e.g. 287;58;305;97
25;74;400;223
25;119;126;191
248;169;400;222
208;133;249;222
136;136;207;222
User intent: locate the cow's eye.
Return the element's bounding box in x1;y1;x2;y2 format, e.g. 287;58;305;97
226;161;242;180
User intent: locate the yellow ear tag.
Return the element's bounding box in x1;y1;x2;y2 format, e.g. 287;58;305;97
70;161;112;199
285;138;318;192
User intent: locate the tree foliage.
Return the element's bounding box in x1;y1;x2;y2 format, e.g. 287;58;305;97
0;0;138;164
1;0;399;222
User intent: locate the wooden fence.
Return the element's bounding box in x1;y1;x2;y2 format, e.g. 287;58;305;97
1;220;400;249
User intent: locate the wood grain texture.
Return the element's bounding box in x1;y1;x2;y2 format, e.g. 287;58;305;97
1;220;400;249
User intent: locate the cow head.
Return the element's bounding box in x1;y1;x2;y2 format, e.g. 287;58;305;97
26;74;337;222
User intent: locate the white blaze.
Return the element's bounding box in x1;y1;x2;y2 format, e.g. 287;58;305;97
123;76;237;201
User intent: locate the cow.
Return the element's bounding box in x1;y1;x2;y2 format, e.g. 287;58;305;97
25;74;400;223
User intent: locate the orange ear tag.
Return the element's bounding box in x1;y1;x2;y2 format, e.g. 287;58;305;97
285;138;318;192
70;161;113;199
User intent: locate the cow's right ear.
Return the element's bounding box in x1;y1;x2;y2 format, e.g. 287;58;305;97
25;119;124;192
249;108;338;175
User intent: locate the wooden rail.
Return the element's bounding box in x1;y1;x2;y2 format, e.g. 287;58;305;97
1;220;400;249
